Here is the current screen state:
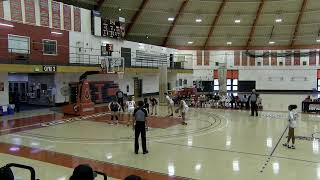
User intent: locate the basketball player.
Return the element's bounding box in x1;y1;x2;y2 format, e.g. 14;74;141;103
177;99;189;125
126;96;135;126
165;93;174;116
108;99;121;124
149;97;158;115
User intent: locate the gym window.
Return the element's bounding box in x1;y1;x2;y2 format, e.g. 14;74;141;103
8;34;30;54
43;39;57;55
214;79;219;91
227;79;238;92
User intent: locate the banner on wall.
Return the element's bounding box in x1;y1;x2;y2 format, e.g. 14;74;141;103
263;51;269;65
0;1;4;18
24;0;36;24
10;0;22;21
271;52;277;66
39;0;49;26
74;7;81;32
63;4;71;30
285;51;292;66
52;1;61;29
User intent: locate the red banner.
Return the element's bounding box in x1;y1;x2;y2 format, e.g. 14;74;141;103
241;52;247;66
24;0;36;24
294;51;300;65
234;51;240;66
196;50;202;65
63;4;71;30
0;1;4;18
309;50;316;66
10;0;22;21
263;51;269;66
271;52;277;66
204;51;209;66
285;51;292;66
74;7;81;32
39;0;49;26
250;54;255;66
52;1;61;29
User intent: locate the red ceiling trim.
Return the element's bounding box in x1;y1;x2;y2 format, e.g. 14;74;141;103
246;0;265;48
125;0;149;39
290;0;308;47
162;0;189;46
203;0;227;49
95;0;106;11
167;45;320;51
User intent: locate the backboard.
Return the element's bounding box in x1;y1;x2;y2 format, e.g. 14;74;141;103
100;56;125;74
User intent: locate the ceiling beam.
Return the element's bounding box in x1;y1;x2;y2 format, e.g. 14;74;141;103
246;0;265;48
290;0;308;47
125;0;149;39
162;0;189;46
94;0;106;11
168;44;320;51
203;0;227;49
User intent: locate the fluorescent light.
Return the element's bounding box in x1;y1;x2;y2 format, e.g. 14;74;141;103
316;39;320;43
269;41;275;44
275;18;283;23
196;18;202;23
168;17;175;21
188;41;193;44
118;8;122;11
227;41;232;45
234;19;241;23
0;22;14;27
51;31;62;35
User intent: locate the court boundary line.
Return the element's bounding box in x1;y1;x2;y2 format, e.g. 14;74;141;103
259;125;288;173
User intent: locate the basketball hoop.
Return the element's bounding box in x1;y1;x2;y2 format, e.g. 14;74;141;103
100;56;124;74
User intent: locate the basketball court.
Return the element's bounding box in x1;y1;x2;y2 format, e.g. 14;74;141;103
1;106;320;180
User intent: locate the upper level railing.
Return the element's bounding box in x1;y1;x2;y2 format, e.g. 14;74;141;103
0;37;188;69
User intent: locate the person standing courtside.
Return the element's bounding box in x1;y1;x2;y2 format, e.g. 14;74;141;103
116;89;125;111
133;101;148;154
249;89;258;116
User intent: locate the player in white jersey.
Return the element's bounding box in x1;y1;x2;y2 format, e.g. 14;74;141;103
165;93;174;116
176;99;189;125
126;96;136;126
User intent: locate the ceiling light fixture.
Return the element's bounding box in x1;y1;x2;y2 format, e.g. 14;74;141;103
0;22;14;27
188;41;193;44
196;18;202;23
51;31;63;35
168;17;175;21
316;39;320;43
227;42;232;45
118;8;122;11
234;19;241;24
269;41;275;45
275;18;283;23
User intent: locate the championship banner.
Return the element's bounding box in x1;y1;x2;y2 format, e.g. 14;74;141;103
25;0;36;24
234;51;240;66
52;1;61;29
0;1;4;18
74;7;81;32
263;51;269;66
309;50;316;66
10;0;22;21
63;4;71;30
294;51;300;65
285;51;292;66
241;52;248;66
271;52;277;66
39;0;49;26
